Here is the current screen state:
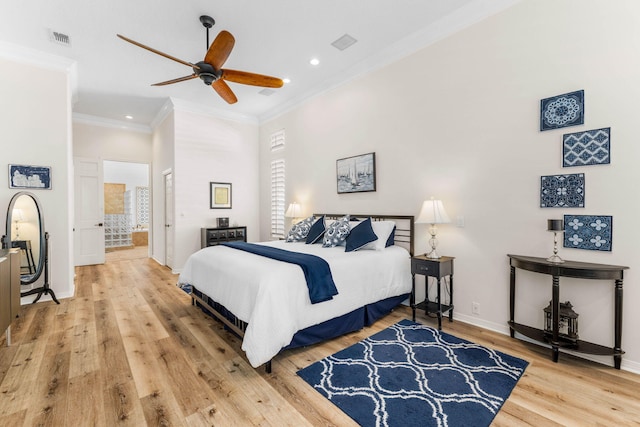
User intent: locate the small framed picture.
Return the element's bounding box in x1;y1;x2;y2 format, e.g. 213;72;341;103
336;152;376;194
210;182;232;209
9;164;52;189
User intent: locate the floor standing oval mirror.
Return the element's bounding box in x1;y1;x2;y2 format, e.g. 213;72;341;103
3;191;59;304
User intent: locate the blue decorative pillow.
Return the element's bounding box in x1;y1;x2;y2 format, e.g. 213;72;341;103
385;225;396;247
285;216;315;242
306;216;326;244
322;215;351;247
345;217;378;252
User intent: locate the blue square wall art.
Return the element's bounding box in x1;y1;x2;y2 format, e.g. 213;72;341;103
540;90;584;131
564;215;612;252
540;173;585;208
563;127;611;167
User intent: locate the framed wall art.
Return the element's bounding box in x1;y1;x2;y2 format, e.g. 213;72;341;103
9;164;52;189
540;89;584;131
210;182;232;209
540;173;584;208
563;214;612;252
563;127;610;167
336;152;376;194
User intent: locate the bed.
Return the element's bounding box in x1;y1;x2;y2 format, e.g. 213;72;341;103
178;214;414;372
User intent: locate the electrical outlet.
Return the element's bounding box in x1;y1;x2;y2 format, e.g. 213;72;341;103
472;302;480;315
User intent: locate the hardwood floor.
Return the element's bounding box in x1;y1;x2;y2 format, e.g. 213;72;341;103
0;254;639;426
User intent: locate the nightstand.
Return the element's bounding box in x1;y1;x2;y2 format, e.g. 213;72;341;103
411;255;455;330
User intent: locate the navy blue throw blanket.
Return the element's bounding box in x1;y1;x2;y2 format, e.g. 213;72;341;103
221;241;338;304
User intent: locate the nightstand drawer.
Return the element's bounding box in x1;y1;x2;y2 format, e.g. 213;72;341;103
412;261;433;275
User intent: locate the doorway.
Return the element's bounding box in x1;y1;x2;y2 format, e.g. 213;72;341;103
103;160;150;262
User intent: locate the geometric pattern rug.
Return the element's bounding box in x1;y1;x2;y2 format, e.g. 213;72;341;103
298;319;528;427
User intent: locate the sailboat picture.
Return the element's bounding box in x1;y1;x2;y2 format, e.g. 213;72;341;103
336;152;376;194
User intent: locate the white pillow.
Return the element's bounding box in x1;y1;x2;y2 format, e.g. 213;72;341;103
362;220;396;250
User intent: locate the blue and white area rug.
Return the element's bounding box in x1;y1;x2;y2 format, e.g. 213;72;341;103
297;319;528;427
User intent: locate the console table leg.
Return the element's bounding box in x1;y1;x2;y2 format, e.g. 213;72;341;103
614;355;622;370
509;266;516;338
614;278;623;370
552;347;559;363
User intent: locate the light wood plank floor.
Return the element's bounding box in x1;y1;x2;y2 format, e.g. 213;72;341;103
0;254;639;426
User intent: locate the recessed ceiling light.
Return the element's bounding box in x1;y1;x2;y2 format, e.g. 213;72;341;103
309;58;320;66
125;115;133;120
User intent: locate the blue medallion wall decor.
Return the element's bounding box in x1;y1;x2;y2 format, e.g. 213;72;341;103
563;127;611;167
540;90;584;131
564;214;612;252
540;173;584;208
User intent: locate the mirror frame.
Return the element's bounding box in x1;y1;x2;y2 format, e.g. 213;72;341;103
3;191;46;285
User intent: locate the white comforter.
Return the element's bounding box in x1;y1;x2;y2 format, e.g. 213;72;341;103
178;240;411;367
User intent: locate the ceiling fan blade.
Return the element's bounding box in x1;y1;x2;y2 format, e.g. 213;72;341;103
117;34;199;70
151;74;198;86
221;69;284;88
204;30;235;70
212;80;238;104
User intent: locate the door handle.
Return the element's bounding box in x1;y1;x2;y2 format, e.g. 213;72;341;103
165;224;171;228
95;223;103;227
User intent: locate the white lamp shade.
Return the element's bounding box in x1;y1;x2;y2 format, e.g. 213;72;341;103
416;198;451;224
13;208;25;222
285;202;302;218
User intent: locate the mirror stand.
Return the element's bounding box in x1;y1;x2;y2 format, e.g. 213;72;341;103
20;232;59;304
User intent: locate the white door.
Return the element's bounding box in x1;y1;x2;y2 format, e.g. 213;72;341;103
74;157;105;266
164;171;174;268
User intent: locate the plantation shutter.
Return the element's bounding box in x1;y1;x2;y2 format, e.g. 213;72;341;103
270;159;285;238
270;129;285;151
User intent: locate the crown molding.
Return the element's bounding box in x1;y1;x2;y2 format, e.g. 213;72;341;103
0;41;78;104
73;113;152;134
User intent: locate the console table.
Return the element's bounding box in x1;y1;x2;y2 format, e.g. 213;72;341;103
508;254;628;369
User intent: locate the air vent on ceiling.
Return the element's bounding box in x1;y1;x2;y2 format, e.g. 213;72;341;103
331;34;357;51
259;88;276;96
48;29;71;46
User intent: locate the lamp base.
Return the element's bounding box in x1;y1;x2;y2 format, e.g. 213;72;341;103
546;254;565;263
425;249;441;259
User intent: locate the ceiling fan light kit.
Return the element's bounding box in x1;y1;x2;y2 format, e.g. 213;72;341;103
117;15;283;105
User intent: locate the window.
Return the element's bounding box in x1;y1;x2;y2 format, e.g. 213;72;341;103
271;129;286;151
270;159;285;238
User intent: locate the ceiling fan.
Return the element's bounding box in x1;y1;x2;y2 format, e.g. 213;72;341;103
117;15;283;104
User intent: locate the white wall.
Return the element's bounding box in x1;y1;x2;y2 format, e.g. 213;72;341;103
171;107;260;272
73;122;152;163
151;111;175;266
0;54;74;301
259;0;640;372
103;160;149;191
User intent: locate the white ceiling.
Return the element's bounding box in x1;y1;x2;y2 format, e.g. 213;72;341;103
0;0;519;127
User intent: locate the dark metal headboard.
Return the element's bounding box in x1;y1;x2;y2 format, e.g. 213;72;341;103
314;214;415;256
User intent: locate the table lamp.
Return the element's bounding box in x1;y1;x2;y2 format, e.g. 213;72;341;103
285;202;302;224
416;197;451;259
547;219;565;263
